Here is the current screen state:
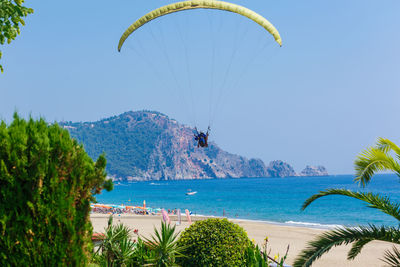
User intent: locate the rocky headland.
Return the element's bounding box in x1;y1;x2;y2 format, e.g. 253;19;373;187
60;111;328;181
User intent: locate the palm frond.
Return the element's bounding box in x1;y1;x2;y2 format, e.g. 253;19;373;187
354;147;400;187
94;215;136;266
293;225;400;267
143;222;185;266
113;238;136;265
376;138;400;156
347;239;371;260
301;188;400;221
382;246;400;267
132;238;154;266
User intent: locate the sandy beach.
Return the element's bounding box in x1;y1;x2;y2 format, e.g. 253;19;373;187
91;213;392;267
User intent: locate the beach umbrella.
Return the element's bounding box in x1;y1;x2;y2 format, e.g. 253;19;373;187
94;204;112;209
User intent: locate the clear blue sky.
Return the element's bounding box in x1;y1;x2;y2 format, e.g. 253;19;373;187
1;0;399;174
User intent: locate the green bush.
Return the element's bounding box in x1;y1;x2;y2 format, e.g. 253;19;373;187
0;114;112;265
177;218;252;266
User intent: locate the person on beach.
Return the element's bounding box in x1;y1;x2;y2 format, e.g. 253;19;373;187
194;126;210;148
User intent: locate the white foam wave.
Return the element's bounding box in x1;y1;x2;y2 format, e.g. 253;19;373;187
193;216;343;230
149;182;168;186
284;220;344;229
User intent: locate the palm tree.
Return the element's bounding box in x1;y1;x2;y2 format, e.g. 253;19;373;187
293;138;400;267
93;216;136;266
143;222;185;267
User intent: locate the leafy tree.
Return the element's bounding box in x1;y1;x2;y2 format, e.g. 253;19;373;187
177;218;252;266
294;138;400;267
0;0;33;72
0;114;112;265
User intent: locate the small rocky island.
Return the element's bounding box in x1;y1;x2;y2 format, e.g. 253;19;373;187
60;110;328;181
300;165;328;177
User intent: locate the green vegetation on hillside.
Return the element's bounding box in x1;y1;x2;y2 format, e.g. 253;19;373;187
64;112;164;178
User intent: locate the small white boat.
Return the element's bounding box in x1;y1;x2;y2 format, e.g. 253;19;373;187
186;191;197;196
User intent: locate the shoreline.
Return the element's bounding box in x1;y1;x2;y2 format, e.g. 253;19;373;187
91;212;337;230
99;174;400;228
194;214;344;230
90;212;392;267
91;204;344;231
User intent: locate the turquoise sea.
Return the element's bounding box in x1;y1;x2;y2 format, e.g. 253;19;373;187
96;174;400;228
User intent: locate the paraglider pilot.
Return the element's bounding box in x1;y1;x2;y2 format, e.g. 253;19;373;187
194;126;210;148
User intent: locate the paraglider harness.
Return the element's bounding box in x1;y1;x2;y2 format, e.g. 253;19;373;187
194;126;210;148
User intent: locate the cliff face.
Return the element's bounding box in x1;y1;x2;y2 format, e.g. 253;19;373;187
300;165;328;177
60;110;327;181
134;115;270;180
267;160;297;178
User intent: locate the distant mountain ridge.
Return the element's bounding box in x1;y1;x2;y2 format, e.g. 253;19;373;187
60;111;328;181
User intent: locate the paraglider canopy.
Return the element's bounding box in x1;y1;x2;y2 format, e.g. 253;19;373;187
116;0;283;139
118;0;282;52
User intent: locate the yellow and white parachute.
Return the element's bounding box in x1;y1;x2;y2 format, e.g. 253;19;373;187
118;0;282;52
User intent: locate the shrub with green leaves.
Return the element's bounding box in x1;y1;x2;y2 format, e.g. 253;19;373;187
0;114;112;265
177;218;252;266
